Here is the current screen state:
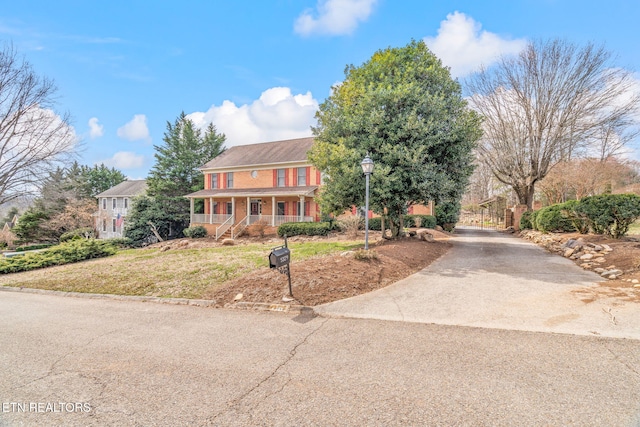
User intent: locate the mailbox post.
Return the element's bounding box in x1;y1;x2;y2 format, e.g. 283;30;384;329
269;235;292;297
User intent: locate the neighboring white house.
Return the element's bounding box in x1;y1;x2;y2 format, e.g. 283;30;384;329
95;180;147;239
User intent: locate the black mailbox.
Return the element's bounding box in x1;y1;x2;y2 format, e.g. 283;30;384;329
269;247;290;269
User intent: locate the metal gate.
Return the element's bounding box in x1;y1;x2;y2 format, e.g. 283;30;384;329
456;208;504;230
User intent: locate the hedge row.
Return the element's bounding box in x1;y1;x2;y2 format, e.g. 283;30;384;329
520;193;640;238
277;222;332;237
183;225;207;238
0;239;118;274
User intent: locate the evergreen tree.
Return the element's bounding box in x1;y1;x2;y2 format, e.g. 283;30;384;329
134;112;226;240
309;40;482;237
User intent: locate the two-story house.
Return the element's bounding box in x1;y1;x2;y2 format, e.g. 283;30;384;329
185;137;321;239
95;180;147;239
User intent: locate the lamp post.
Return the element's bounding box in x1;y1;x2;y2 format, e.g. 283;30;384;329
361;154;374;250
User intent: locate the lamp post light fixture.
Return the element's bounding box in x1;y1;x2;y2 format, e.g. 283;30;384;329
361;154;374;250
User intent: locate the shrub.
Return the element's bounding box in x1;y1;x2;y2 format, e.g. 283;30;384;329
59;227;95;243
519;210;534;230
277;222;332;237
405;214;436;229
561;200;589;234
575;193;640;238
338;216;363;238
367;217;382;231
182;225;207;238
435;201;460;231
15;243;54;252
353;249;378;261
106;237;134;248
535;204;576;233
530;210;540;231
0;239;117;274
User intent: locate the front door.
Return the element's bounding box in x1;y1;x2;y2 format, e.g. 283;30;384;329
250;199;261;216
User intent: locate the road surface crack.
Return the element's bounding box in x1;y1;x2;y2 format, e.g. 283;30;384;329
202;317;328;426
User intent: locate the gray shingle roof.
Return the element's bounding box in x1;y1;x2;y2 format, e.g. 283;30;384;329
95;180;147;198
201;137;315;170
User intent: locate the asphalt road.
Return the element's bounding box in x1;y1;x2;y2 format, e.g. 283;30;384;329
1;291;639;426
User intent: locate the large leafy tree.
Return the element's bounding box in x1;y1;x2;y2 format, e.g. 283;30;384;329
135;112;226;240
309;40;482;237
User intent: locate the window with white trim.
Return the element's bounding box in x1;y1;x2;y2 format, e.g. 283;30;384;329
277;169;285;187
297;168;307;186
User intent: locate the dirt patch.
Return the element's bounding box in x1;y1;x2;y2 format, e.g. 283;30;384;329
519;230;640;303
203;235;452;306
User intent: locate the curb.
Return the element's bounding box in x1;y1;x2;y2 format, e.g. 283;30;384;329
226;301;309;314
0;285;311;313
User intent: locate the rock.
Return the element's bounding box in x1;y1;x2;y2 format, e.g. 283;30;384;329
608;275;618;280
592;245;603;251
600;269;623;277
417;230;435;242
563;248;575;258
601;244;612;252
160;245;171;252
234;293;243;301
634;284;640;288
632;279;639;284
580;263;592;268
594;268;605;273
593;257;606;263
435;225;443;232
579;253;594;260
222;238;235;246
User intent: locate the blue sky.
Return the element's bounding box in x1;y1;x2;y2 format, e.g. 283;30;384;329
2;0;639;179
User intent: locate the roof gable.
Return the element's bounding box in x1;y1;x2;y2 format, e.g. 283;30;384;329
95;180;147;198
201;137;315;170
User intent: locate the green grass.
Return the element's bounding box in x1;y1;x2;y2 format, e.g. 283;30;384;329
0;240;363;299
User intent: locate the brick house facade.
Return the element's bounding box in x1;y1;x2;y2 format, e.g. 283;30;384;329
184;137;321;238
184;136;434;239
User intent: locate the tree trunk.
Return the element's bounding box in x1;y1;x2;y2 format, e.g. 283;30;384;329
515;184;537;210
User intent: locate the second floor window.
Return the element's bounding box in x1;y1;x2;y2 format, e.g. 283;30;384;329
124;198;128;209
211;173;218;189
112;198;117;209
277;169;285;187
102;198;107;210
297;168;307;186
226;172;233;188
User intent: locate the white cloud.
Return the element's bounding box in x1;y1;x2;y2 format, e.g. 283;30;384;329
88;117;104;139
99;151;145;170
294;0;377;36
188;87;318;147
424;11;526;78
117;114;151;143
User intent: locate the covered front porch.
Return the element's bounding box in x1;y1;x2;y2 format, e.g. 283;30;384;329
184;187;319;239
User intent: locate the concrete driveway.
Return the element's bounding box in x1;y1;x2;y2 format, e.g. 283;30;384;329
315;228;640;340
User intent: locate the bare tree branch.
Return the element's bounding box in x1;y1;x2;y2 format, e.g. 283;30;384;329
467;39;640;209
0;43;77;205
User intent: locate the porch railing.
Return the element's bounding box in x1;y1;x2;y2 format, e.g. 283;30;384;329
231;216;248;239
248;215;314;226
215;216;234;240
191;214;233;225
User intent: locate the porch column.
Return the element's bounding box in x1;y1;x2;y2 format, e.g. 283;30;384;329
246;196;250;225
209;198;213;224
231;197;235;223
271;196;276;226
190;198;194;225
299;196;305;222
